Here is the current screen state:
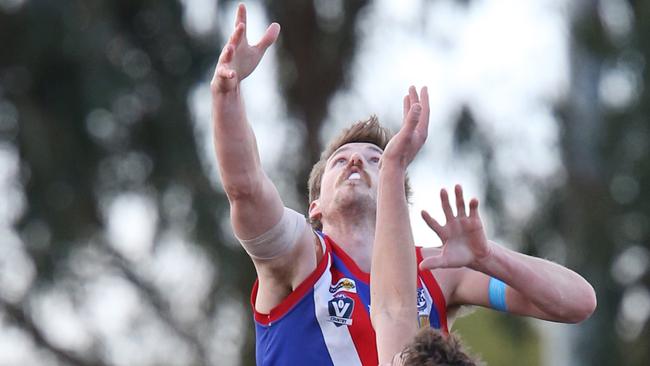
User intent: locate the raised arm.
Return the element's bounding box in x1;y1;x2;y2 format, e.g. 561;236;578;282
371;86;429;364
211;4;283;238
420;186;597;323
211;5;315;291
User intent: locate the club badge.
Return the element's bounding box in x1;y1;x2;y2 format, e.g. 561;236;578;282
327;294;354;327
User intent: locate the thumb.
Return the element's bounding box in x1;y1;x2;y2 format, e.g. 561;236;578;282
257;23;281;51
419;254;447;270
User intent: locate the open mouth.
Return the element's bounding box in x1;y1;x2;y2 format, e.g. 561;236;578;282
347;172;361;181
337;170;366;187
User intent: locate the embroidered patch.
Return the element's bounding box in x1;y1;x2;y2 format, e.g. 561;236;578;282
327;294;354;327
418;315;430;328
417;288;428;312
329;278;357;294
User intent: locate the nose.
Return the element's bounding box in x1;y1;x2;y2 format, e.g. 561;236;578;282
349;153;364;167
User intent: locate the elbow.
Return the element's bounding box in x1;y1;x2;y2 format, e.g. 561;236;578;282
224;182;257;202
222;170;265;203
577;286;598;323
564;284;597;323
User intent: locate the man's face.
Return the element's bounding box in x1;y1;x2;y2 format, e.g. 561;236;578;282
309;142;383;224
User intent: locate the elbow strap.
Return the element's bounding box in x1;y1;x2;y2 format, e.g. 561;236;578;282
488;277;508;312
237;207;307;260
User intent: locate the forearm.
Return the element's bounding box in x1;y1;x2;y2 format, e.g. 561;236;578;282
213;87;284;240
212;87;265;200
371;163;417;362
474;241;596;322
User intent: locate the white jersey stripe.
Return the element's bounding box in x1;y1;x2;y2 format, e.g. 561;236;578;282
313;253;363;366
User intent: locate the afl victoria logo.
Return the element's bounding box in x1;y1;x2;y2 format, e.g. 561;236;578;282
327;294;354;327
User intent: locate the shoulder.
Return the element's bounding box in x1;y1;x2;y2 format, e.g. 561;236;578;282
252;229;326;314
252;225;323;288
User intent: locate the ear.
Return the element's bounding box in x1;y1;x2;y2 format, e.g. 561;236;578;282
308;199;322;222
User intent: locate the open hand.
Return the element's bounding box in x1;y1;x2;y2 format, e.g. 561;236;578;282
211;4;280;93
381;86;430;168
419;185;491;270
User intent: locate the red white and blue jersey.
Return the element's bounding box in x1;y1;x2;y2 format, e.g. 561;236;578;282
250;232;448;366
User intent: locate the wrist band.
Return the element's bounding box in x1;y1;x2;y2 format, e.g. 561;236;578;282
488;277;508;312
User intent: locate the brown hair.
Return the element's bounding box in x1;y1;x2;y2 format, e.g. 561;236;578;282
400;328;482;366
307;115;412;230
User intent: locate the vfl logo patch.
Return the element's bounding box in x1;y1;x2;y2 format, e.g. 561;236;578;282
327;294;354;327
329;278;357;294
418;315;430;329
417;288;428;312
417;288;431;328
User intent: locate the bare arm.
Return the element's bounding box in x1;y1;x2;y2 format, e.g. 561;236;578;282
212;4;283;239
420;186;597;323
371;86;429;364
212;5;316;291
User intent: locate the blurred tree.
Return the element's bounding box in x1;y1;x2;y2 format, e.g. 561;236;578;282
521;1;650;365
448;105;543;365
448;2;650;365
1;0;374;364
0;0;239;365
261;0;370;208
9;0;647;365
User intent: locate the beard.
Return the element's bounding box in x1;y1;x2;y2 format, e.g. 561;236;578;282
328;185;377;219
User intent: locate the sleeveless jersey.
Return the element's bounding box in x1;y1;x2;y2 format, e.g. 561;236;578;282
251;232;448;366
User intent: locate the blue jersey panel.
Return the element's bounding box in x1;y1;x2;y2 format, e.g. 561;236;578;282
255;289;334;366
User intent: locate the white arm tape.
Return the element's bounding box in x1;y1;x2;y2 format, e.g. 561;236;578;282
237;207;308;260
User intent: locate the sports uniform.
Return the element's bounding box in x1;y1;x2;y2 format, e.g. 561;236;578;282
251;232;448;366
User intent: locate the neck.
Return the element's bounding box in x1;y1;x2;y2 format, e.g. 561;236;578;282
321;210;375;273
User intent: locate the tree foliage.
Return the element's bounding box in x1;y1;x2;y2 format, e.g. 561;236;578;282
1;1;238;365
0;0;370;364
553;1;650;364
2;1;648;365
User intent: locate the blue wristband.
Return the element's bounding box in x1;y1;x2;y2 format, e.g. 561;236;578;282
488;277;508;312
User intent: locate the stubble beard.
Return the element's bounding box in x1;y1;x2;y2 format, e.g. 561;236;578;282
330;187;376;223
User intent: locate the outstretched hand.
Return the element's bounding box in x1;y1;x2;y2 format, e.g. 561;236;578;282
381;86;430;168
211;4;280;93
419;185;491;270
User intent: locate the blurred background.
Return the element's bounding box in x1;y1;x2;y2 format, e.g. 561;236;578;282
0;0;648;365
